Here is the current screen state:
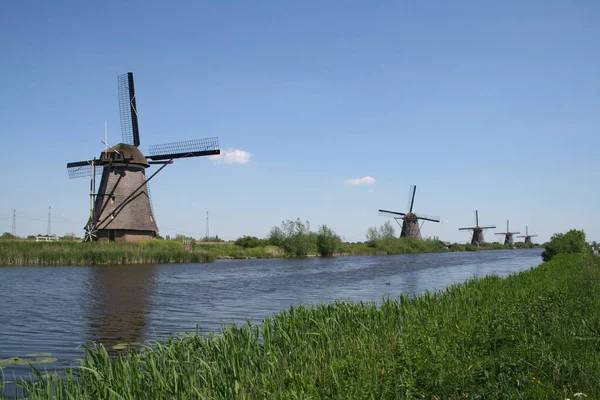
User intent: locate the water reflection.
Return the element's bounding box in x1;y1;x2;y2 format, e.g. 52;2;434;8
84;264;155;349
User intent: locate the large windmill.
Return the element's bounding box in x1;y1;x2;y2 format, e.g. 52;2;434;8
459;210;496;246
494;220;520;245
66;72;220;243
517;226;538;244
378;185;440;239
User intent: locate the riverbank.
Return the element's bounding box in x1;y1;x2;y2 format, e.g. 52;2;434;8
3;253;597;399
0;241;215;266
0;239;538;265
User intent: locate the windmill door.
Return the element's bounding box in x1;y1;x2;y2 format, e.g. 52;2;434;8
108;230;115;242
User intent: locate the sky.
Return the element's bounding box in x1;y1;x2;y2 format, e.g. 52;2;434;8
0;0;598;243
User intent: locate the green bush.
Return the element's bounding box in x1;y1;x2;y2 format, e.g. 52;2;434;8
542;229;588;262
316;225;342;257
234;236;267;248
268;219;314;258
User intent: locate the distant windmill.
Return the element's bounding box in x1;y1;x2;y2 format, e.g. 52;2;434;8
378;185;440;239
66;72;220;243
459;210;496;246
517;226;538;244
494;220;520;245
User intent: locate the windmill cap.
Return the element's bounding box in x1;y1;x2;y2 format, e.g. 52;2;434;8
100;143;149;167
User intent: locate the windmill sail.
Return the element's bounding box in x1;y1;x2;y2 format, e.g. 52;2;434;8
148;137;220;160
67;160;104;179
118;72;140;147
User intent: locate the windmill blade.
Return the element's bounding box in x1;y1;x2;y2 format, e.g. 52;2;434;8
494;232;505;235
378;209;406;217
148;137;220;160
458;227;474;231
529;235;538;237
509;231;521;235
480;225;496;229
66;161;104;179
406;185;416;213
475;210;479;226
414;212;440;223
118;72;140;147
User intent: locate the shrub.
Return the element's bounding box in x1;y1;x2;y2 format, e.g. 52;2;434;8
542;229;589;262
234;236;267;248
268;219;314;257
316;225;342;257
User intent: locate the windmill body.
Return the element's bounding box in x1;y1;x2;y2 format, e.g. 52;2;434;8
67;73;220;242
91;144;158;242
379;185;440;239
459;210;496;246
494;220;520;245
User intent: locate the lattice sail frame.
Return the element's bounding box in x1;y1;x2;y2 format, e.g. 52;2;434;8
67;164;104;179
118;72;140;147
148;137;220;160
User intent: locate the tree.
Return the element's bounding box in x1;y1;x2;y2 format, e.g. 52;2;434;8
0;232;16;240
235;236;266;248
379;221;396;239
365;226;380;247
316;225;342;257
268;219;313;257
268;226;285;247
541;229;589;262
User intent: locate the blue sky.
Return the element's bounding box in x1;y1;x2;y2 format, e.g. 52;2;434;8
0;0;598;243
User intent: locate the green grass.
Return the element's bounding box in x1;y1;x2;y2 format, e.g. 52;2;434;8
0;240;215;266
4;254;599;399
194;243;284;259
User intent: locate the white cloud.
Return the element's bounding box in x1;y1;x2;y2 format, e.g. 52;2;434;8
344;176;376;186
211;148;252;164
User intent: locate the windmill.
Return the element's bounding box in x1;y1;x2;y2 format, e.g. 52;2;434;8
494;220;520;245
66;72;220;243
459;210;496;246
378;185;440;239
517;226;538;244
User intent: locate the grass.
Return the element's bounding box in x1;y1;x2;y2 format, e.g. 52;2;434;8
0;240;215;266
3;253;599;399
194;243;284;259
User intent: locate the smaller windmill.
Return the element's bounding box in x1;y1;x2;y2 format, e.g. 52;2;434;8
494;220;520;245
517;226;538;244
378;185;440;239
459;210;496;246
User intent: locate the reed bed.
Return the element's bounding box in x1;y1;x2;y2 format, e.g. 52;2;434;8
0;240;215;266
4;254;599;399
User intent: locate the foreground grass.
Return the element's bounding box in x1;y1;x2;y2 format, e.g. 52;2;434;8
4;254;598;399
0;240;215;266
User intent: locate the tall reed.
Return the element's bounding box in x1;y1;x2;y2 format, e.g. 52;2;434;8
0;240;215;266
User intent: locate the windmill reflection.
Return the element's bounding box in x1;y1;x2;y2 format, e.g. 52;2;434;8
84;264;155;351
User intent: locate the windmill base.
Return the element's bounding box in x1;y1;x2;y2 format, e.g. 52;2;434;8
94;229;157;243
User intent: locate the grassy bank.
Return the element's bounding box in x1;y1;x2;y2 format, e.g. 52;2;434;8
337;237;536;256
194;243;284;259
0;240;215;266
4;254;598;399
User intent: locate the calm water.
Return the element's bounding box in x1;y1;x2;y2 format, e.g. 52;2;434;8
0;249;542;385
